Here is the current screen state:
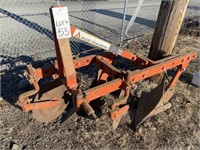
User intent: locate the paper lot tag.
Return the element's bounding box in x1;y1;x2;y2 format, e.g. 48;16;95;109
52;7;71;39
73;29;111;50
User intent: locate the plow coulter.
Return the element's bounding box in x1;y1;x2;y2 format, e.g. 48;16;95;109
17;6;197;129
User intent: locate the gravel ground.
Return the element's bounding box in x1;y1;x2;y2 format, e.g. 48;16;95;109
0;32;200;149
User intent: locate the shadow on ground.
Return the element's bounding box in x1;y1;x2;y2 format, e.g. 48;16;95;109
90;9;156;28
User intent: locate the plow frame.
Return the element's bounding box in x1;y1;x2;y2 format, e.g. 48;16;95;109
17;5;197;127
18;49;197;120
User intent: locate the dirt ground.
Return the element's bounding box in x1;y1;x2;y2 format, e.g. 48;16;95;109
1;31;200;149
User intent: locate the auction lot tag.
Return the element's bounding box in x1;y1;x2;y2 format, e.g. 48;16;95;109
52;7;71;39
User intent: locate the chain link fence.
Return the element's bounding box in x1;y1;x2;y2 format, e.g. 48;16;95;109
0;0;199;72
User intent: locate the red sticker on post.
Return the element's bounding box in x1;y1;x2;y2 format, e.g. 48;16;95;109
52;7;71;39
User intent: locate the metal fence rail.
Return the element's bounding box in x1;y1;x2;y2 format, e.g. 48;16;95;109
0;0;198;72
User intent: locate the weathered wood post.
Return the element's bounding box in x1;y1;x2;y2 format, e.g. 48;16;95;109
148;0;190;60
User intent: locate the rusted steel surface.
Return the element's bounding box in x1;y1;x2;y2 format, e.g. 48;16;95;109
17;5;197;127
32;79;69;122
17;49;197;125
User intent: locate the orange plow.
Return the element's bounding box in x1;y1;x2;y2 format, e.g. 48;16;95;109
17;5;197;129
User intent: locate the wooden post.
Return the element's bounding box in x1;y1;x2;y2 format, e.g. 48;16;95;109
148;0;190;61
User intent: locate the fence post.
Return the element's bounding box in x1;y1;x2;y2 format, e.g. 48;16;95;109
148;0;190;61
120;0;128;47
125;0;144;37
